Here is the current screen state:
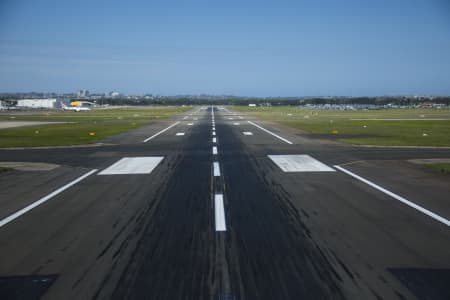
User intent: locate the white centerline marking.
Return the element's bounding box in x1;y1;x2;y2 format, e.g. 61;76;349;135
187;123;194;126
213;162;221;176
248;121;293;144
212;146;218;155
334;165;450;227
0;169;98;228
215;194;227;231
212;131;216;136
212;137;217;143
243;131;253;135
143;122;179;143
176;132;185;136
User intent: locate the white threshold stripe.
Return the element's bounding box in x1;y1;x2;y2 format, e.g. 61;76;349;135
212;146;218;155
247;121;293;144
213;162;221;176
0;169;98;228
215;194;227;231
334;165;450;227
143;122;180;143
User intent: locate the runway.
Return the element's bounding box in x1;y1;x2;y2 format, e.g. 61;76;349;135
0;107;449;300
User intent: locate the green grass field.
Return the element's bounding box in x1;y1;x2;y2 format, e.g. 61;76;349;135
0;106;191;148
425;163;450;174
232;106;450;147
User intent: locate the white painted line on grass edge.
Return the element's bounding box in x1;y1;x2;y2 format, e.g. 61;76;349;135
334;165;450;227
0;169;98;228
143;122;180;143
212;146;218;155
215;194;227;231
248;121;293;144
213;162;221;176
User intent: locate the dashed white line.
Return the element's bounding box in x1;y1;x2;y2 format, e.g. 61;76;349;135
176;132;185;136
212;137;217;143
212;131;216;136
243;132;253;135
247;121;293;144
143;122;180;143
214;194;227;231
213;162;221;176
0;169;98;228
233;122;240;125
334;165;450;227
212;146;218;155
187;123;194;126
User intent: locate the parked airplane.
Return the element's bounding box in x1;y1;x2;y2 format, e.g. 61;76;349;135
61;103;91;112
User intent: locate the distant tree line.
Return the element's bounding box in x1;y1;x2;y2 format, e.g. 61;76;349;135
92;96;450;106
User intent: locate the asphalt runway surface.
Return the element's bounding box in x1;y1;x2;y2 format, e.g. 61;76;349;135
0;107;449;300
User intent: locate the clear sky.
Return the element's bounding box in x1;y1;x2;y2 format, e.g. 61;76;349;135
1;0;449;96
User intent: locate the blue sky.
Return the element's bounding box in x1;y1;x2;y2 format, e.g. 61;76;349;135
1;0;449;96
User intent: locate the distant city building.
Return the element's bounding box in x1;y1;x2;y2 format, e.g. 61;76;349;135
16;98;58;109
109;91;121;97
248;103;257;107
77;89;90;98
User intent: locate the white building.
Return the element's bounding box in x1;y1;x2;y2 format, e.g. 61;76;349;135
16;99;57;109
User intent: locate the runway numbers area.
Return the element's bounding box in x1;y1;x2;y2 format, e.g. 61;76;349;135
268;155;335;172
98;157;164;175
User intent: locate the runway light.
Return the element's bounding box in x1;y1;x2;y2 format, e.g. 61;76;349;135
422;133;428;136
89;132;95;136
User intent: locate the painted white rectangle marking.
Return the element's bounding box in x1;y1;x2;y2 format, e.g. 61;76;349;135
187;123;194;126
176;132;185;136
243;131;253;135
228;117;234;120
233;122;240;125
183;116;188;120
99;157;164;175
0;169;98;228
212;127;216;131
212;137;217;143
212;146;218;155
143;122;179;143
268;155;335;172
213;162;221;176
248;121;293;144
334;165;450;227
212;131;216;136
215;194;227;231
